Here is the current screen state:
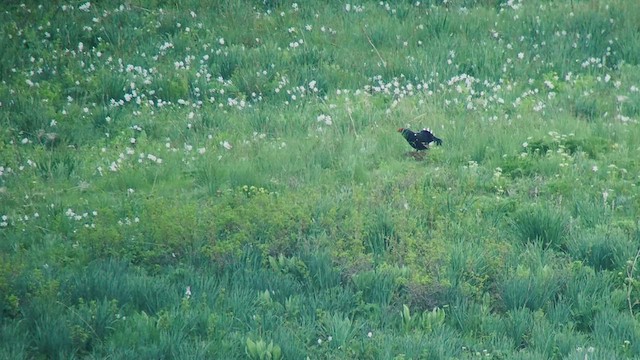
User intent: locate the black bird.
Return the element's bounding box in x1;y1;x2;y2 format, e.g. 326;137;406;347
398;128;443;151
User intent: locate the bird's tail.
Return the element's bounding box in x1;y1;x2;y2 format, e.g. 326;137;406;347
434;137;443;146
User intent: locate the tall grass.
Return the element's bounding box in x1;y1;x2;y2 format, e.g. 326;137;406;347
512;205;569;249
2;0;640;358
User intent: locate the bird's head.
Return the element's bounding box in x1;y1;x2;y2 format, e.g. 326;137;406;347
397;128;405;133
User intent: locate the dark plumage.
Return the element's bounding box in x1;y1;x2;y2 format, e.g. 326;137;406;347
398;128;443;151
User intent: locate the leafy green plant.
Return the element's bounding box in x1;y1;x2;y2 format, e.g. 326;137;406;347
419;306;446;334
321;312;355;349
401;304;446;334
351;266;408;306
268;253;310;283
245;337;282;360
500;154;536;178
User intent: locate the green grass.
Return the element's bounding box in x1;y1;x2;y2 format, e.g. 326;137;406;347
2;0;640;358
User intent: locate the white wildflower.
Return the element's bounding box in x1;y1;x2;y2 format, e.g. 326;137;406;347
79;2;91;11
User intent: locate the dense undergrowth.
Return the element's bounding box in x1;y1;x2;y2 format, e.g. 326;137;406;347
1;0;640;359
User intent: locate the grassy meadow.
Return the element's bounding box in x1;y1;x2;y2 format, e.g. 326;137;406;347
2;0;640;358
